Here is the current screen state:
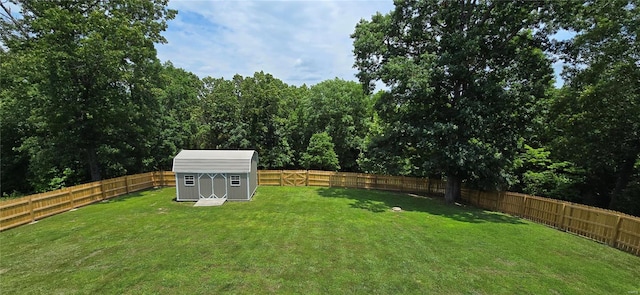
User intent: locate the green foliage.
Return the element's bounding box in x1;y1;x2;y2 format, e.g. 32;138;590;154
194;76;245;149
0;48;33;195
301;132;340;171
352;0;555;202
193;72;296;169
43;168;75;192
0;0;176;188
358;92;419;177
513;145;584;202
145;62;203;170
305;78;372;171
550;0;640;210
239;72;295;169
617;167;640;216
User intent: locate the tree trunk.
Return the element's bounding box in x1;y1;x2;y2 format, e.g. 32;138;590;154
609;154;638;210
445;174;462;204
87;148;102;182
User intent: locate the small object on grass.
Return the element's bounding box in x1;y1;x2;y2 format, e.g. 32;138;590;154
392;206;402;212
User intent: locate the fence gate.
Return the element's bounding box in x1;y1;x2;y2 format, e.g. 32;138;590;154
282;170;306;186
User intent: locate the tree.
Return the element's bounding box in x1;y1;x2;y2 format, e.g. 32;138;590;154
306;78;372;172
0;0;176;186
150;62;203;170
358;90;418;176
301;132;340;171
352;0;554;203
239;72;294;169
196;75;248;150
511;145;584;202
281;84;311;168
0;47;34;195
551;0;639;210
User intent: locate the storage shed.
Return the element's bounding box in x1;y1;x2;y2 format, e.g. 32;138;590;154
172;150;258;202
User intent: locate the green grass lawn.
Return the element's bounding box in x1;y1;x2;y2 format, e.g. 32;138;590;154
1;186;639;294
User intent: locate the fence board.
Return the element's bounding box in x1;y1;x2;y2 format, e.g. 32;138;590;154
308;170;332;187
616;217;640;255
257;170;283;186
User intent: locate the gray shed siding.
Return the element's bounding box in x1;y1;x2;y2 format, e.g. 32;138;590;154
176;173;199;201
249;154;258;197
227;173;249;201
172;150;258;202
176;172;250;201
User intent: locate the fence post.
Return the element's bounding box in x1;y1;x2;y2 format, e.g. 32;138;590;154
557;203;566;230
521;195;528;217
382;175;387;191
29;195;34;223
125;176;130;194
100;180;106;200
566;205;573;231
610;215;623;247
160;171;165;187
69;188;75;209
374;174;378;190
306;170;310;186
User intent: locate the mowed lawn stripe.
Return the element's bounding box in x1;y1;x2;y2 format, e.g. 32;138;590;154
1;186;638;294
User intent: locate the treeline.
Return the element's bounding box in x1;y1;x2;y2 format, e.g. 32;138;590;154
2;60;373;192
1;0;638;215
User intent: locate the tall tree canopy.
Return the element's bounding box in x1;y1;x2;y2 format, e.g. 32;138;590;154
306;78;372;171
152;62;203;170
301;132;340;171
550;0;639;210
1;0;176;187
352;0;554;203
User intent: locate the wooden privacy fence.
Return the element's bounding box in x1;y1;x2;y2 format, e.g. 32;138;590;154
459;189;640;255
1;170;638;256
0;172;172;231
257;170;448;194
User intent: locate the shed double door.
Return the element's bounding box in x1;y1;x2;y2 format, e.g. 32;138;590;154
198;173;227;199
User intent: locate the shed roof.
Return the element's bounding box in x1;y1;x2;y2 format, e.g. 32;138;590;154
172;150;257;173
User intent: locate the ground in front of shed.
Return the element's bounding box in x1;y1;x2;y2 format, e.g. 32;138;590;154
193;198;226;206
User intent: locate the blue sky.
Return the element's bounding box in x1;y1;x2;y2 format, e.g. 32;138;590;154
157;0;569;87
155;0;396;87
7;0;568;88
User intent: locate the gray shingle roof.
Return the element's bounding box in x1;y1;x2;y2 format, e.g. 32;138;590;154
172;150;257;173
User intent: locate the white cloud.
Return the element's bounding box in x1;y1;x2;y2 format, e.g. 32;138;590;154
156;0;395;86
157;1;571;88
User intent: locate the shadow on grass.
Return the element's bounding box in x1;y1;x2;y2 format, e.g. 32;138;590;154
94;188;158;204
317;187;525;224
